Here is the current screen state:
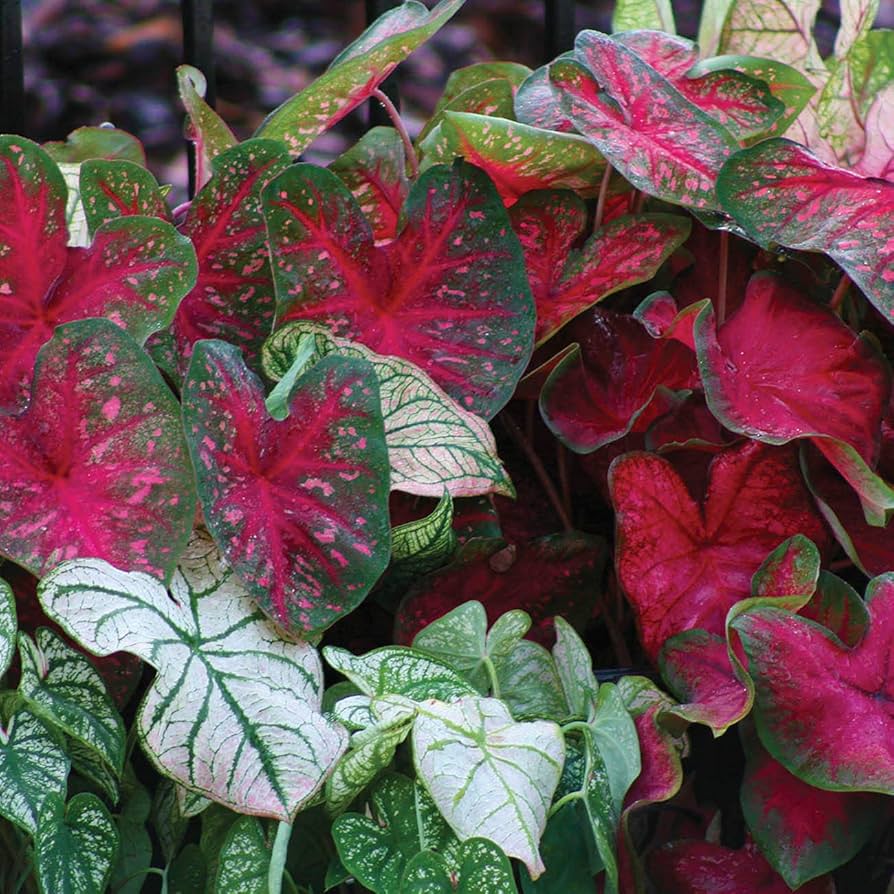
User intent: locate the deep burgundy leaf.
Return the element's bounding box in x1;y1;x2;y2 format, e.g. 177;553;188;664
695;272;894;524
733;574;894;793
173;139;291;371
645;395;727;452
540;307;697;453
264;160;534;419
394;534;607;647
609;441;829;661
79;159;170;236
509;189;690;345
0;319;195;578
182;341;391;636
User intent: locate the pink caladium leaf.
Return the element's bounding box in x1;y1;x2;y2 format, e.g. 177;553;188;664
79;159;170;236
172;139;291;371
0;319;195;578
732;573;894;794
614;31;784;139
550;31;739;209
264;160;534;419
182;340;391;636
329;128;409;243
540;307;697;453
740;722;883;888
508;189;691;345
609;441;829;661
0;137;197;409
717;139;894;324
798;570;870;648
694;271;894;524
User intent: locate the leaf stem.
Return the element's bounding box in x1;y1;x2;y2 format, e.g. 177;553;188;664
829;273;851;313
594;162;613;228
556;441;574;527
268;821;294;894
500;412;574;533
484;656;501;698
717;230;729;325
372;88;420;180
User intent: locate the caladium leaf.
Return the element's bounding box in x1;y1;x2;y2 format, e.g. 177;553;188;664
418;112;605;205
493;640;568;723
401;838;516;893
255;0;464;154
717;140;894;325
37;534;348;821
540;307;696;453
551;32;739;209
183;341;390;635
0;580;15;677
552;616;599;718
390;492;457;582
262;322;513;498
417;79;517;147
173;139;291;370
0;319;195;579
43;126;146;166
79;159;169;238
413;695;564;877
212;816;269;894
609;442;829;661
514;60;577;133
509;189;690;345
0;708;69;834
437;62;532;110
694;272;894;524
264;160;535;419
612;0;675;33
109;766;152;894
732;573;894;793
329;128;409;243
35;793;118;894
799;570;869;648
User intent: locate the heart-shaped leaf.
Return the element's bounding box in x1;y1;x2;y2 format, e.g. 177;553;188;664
264;160;534;419
0;319;195;578
262;323;513;498
38;533;348;821
401;838;516;893
35;793;118;894
493;640;568;723
183;340;390;635
609;442;828;660
509;190;690;345
212;816;269;894
173;139;291;370
551;32;738;209
79;159;170;236
552;616;599;718
694;272;894;524
413;695;564;877
717;139;894;324
255;0;464;154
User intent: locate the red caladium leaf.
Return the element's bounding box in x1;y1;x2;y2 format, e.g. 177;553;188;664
182;340;391;636
694;271;894;524
798;570;870;648
733;573;894;794
263;160;534;419
508;189;691;345
550;31;739;209
172;139;291;371
615;31;784;139
540;307;697;453
394;534;607;647
648;839;835;894
609;441;828;661
79;159;170;236
329;128;409;243
740;722;883;888
0;319;195;578
0;137;197;408
717;138;894;324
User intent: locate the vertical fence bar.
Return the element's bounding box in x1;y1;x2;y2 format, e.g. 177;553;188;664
543;0;576;62
365;0;401;128
181;0;216;196
0;0;24;135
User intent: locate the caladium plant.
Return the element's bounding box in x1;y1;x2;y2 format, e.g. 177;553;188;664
2;0;894;890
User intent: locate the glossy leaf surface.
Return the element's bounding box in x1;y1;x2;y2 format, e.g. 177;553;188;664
401;838;517;893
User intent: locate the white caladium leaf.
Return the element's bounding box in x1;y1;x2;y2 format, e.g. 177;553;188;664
262;322;513;498
35;793;119;894
38;533;348;821
213;816;269;894
0;708;70;834
331;694;377;731
0;578;16;677
552;616;599;718
57;160;91;247
413;696;564;878
17;628;125;785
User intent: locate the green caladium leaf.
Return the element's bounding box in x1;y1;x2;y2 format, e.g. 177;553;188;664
213;816;270;894
38;532;348;821
109;765;152;894
167;843;207;893
17;628;125;790
419;112;605;205
401;838;517;893
0;708;69;834
43;126;146;166
79;159;169;237
151;780;189;864
324;645;476;702
552;616;598;718
521;802;599;892
590;684;641;816
413;696;564;878
391;492;457;578
34;793;118;894
612;0;675;32
256;0;464;155
494;640;568;722
0;579;15;677
262;323;513;498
